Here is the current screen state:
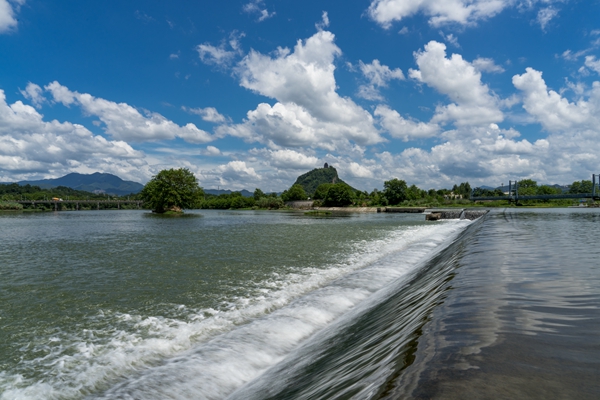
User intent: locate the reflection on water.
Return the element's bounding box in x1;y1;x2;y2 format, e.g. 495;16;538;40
1;208;599;399
386;208;600;399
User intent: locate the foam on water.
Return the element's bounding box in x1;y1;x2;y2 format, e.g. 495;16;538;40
1;220;470;400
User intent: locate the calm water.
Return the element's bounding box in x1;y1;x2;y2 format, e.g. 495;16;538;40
0;208;598;399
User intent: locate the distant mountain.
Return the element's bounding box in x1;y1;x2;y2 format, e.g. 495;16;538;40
18;172;144;196
204;189;254;198
293;164;355;195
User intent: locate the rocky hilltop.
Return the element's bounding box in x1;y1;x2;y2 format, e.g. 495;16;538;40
293;164;355;195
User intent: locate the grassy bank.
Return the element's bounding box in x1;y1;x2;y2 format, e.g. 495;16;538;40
0;201;23;211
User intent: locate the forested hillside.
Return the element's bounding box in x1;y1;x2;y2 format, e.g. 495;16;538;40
293;165;355;195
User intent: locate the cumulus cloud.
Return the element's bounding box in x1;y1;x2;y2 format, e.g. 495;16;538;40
347;161;374;178
243;0;275;22
199;160;261;189
197;31;245;67
183;106;229;123
584;56;600;75
365;123;556;188
266;149;319;169
205;145;221;155
472;57;505;73
225;29;382;150
20;82;46;108
357;59;404;100
0;89;152;182
0;0;23;33
375;105;440;141
440;32;460;48
512;67;600;132
367;0;509;28
409;41;504;126
315;11;330;30
45;81;212;144
537;7;558;31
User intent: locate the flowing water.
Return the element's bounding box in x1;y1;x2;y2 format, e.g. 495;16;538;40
0;208;598;399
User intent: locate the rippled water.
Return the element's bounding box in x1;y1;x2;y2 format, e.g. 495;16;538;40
1;208;598;399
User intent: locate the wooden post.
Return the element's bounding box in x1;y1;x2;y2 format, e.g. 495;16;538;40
97;202;100;210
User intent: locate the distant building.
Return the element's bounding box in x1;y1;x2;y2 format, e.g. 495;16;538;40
324;163;328;168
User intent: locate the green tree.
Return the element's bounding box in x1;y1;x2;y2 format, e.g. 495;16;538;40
256;197;284;209
281;184;308;201
452;182;472;198
383;178;408;205
569;180;593;194
253;188;265;200
517;179;538;196
323;183;354;206
140;168;203;213
313;183;333;200
537;185;561;195
406;184;423;201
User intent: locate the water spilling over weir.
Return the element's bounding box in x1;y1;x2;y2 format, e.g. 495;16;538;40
1;209;599;399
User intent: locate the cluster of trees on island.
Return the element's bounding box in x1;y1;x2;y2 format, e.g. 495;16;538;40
1;167;597;213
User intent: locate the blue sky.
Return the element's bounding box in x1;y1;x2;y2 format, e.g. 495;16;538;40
1;0;599;191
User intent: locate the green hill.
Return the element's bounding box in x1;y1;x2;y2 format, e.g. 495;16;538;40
293;165;354;195
17;172;143;196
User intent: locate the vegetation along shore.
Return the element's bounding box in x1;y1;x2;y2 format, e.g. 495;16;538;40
2;165;598;213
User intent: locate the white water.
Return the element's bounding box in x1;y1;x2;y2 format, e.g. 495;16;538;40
1;220;470;400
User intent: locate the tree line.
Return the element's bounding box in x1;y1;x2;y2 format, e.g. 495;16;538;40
3;168;597;214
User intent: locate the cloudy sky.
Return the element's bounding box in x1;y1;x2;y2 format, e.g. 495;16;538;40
1;0;599;191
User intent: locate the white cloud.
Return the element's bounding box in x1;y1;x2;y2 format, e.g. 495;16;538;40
359;60;404;87
197;32;245;67
197;43;237;66
537;7;558;31
45;81;213;144
347;162;374;178
375;105;440;141
367;0;509;28
20;82;46;108
315;11;330;30
439;32;460;48
184;106;228;123
472;57;505;73
208;160;261;188
226;30;382;150
512;67;600;132
409;41;504;126
205;145;221;155
561;49;588;62
0;0;23;33
357;59;404;100
267;149;319;169
243;0;275;22
584;56;600;75
0;89;152;182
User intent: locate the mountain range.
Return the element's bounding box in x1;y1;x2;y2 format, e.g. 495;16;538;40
6;172;257;197
16;172;145;196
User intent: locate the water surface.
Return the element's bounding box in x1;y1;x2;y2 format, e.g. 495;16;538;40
1;208;598;399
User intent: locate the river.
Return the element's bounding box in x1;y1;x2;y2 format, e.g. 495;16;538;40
0;208;598;399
